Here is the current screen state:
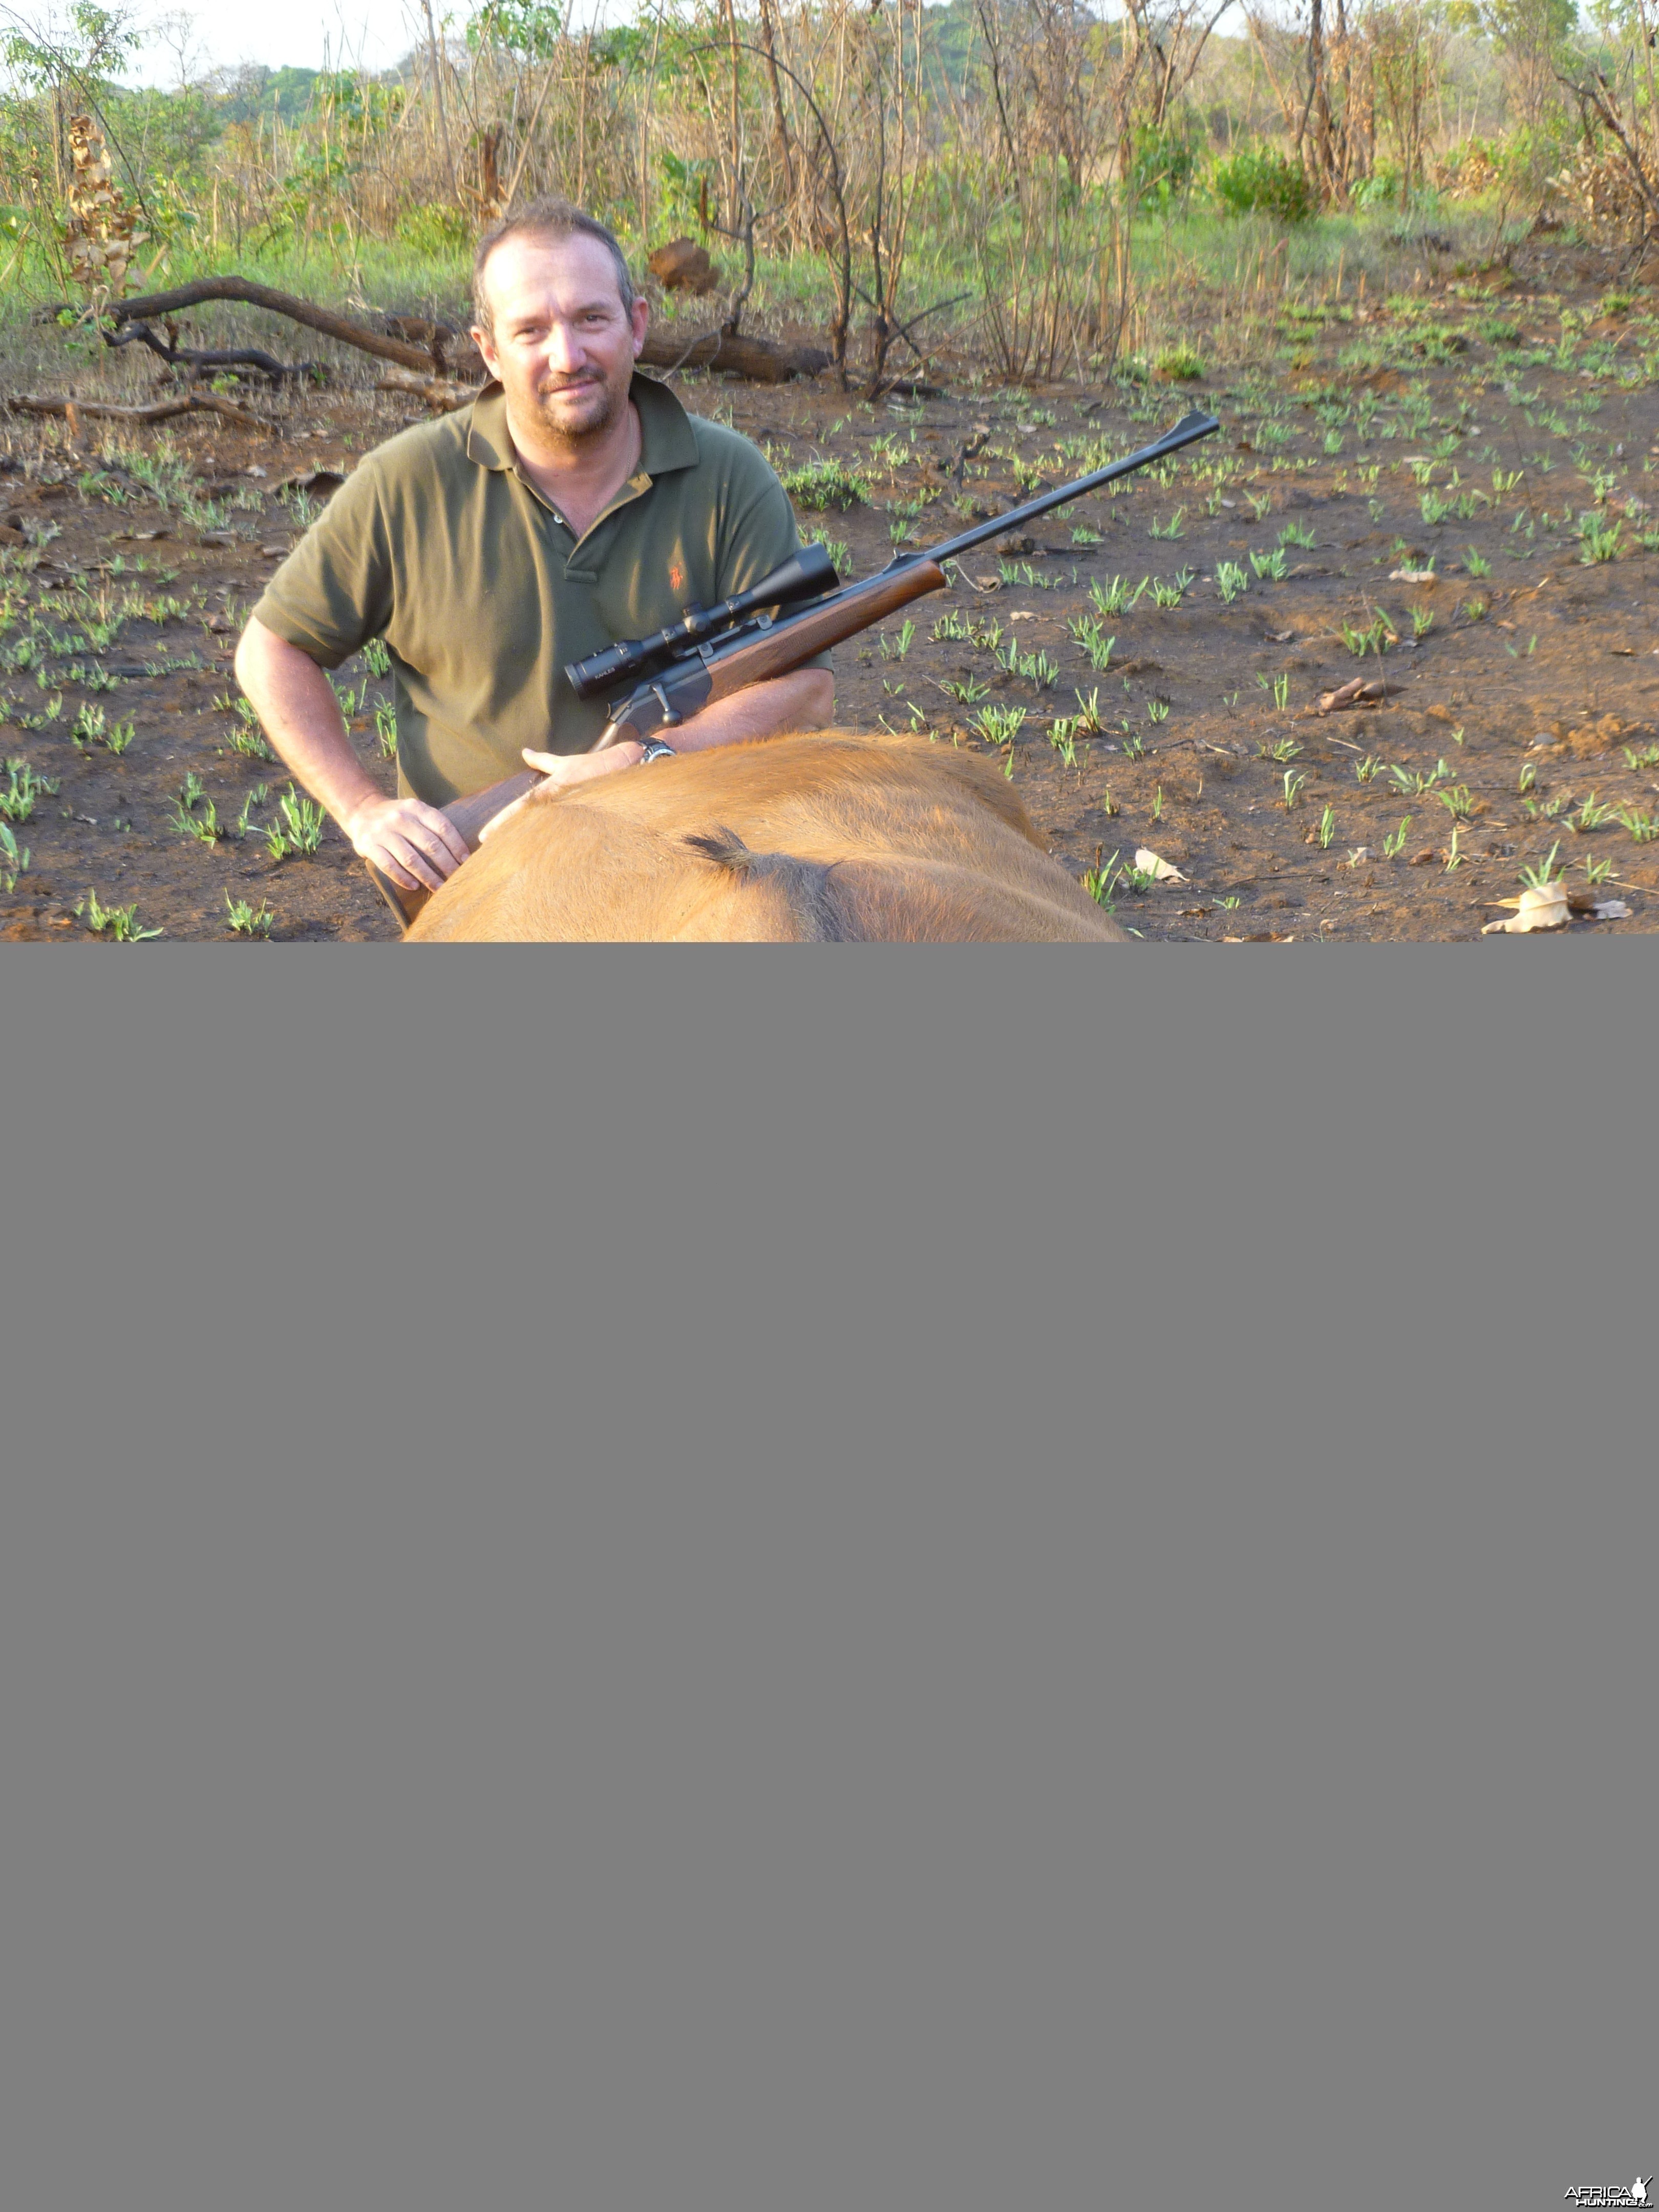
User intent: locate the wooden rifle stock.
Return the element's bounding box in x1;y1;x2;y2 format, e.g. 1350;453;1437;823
367;561;946;929
661;559;946;704
365;770;540;928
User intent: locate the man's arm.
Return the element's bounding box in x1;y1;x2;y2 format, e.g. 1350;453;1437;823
234;616;470;893
483;666;834;838
656;666;834;754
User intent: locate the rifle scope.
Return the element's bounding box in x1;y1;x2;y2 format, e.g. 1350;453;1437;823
566;542;841;700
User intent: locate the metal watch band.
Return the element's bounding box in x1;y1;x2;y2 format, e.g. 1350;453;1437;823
639;739;677;764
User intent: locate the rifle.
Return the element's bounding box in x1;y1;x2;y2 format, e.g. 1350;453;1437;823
368;406;1220;925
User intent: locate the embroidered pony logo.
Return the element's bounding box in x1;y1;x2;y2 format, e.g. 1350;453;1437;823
669;560;685;593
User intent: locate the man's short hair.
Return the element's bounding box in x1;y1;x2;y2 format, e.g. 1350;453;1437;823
472;197;637;333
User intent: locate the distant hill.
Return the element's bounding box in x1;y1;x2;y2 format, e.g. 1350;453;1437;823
210;61;413;122
213;66;326;123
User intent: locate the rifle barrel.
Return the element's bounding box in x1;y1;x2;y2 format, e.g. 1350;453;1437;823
900;408;1220;573
668;409;1220;680
585;409;1220;714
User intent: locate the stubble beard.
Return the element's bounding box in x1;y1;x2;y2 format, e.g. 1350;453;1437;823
527;361;630;454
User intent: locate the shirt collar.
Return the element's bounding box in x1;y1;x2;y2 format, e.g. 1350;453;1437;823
465;372;699;479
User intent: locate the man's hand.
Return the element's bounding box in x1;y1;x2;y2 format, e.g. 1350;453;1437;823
237;618;469;888
346;792;472;892
476;671;834;843
478;743;645;841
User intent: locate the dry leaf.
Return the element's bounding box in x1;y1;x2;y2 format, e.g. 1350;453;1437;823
1389;567;1437;583
1134;846;1187;883
64;114;143;299
1481;883;1569;933
1315;676;1390;713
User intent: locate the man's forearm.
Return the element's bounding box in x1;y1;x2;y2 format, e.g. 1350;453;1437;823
233;616;380;828
660;667;834;754
235;615;472;895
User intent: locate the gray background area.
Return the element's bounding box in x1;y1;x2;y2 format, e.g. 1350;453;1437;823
3;949;1653;2212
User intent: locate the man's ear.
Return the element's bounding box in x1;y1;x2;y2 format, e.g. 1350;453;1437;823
471;324;499;377
630;294;649;358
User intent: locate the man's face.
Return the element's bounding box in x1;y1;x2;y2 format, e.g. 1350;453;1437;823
473;232;649;452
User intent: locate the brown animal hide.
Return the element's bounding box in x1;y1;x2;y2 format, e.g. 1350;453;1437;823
404;730;1126;942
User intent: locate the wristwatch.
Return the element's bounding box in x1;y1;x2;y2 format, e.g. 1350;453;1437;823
638;739;677;764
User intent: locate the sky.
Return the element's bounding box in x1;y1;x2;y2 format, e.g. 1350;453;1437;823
127;0;1251;88
126;0;611;83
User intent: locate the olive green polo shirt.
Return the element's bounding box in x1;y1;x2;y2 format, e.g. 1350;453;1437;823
252;374;822;805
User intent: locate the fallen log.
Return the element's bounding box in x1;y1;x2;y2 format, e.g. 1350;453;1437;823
53;277;440;373
382;316;485;379
376;368;478;413
108;319;317;385
4;389;267;429
46;279;829;385
637;326;829;382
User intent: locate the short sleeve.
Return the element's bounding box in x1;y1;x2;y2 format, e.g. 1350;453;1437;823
715;470;809;599
251;462;394;669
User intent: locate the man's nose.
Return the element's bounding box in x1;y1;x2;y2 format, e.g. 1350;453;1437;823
543;320;584;371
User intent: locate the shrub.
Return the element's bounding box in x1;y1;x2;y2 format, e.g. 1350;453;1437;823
1131;125;1202;207
1350;167;1402;209
780;459;870;509
395;203;472;254
1212;146;1315;223
1155;343;1205;380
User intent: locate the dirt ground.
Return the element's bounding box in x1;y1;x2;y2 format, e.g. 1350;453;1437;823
4;230;1658;941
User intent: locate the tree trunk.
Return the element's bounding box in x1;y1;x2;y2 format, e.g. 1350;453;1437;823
758;0;797;225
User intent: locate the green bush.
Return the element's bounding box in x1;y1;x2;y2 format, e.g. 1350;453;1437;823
396;203;473;256
657;148;717;234
1350;167;1403;209
1131;126;1202;207
1211;147;1316;224
1155;343;1205;380
780;459;870;509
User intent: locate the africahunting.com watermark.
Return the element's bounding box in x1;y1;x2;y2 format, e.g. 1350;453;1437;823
1565;2183;1650;2207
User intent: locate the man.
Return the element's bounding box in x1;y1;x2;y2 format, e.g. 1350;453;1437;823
235;197;835;898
